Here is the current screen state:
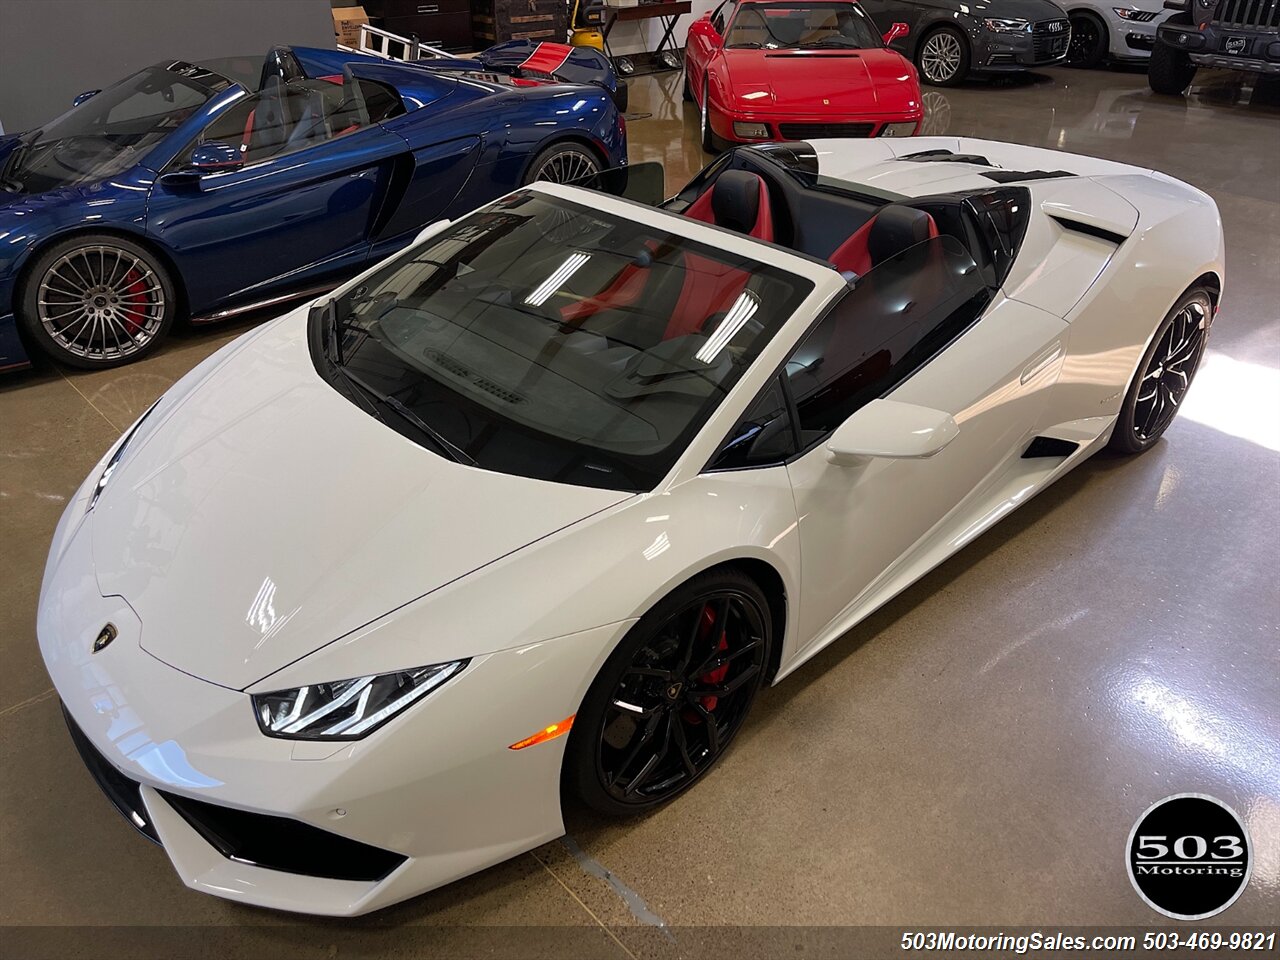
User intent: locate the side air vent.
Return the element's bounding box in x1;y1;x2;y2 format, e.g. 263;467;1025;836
1048;215;1128;246
1022;436;1080;459
982;170;1074;183
900;149;994;166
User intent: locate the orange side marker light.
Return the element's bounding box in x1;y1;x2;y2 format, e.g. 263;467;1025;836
509;714;575;750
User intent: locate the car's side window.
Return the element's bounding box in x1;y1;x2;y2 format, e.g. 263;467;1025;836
178;77;402;168
708;375;797;470
786;236;990;451
711;0;730;34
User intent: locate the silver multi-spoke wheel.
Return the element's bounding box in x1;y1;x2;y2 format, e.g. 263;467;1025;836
529;146;601;185
1133;299;1207;442
35;243;168;363
920;31;965;85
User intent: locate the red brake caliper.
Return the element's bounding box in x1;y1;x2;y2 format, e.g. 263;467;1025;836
689;604;730;716
118;268;148;336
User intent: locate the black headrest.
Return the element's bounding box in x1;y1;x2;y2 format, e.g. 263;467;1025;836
711;170;762;235
868;204;934;265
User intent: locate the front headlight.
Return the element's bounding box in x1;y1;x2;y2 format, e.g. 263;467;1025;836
984;17;1032;32
87;400;160;513
879;121;919;137
252;660;468;740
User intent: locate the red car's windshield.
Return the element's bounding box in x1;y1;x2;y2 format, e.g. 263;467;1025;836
725;1;882;49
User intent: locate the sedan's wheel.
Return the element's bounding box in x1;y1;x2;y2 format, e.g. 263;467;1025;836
524;141;603;185
1066;12;1108;68
1108;288;1211;454
565;569;772;815
917;27;969;86
20;234;175;369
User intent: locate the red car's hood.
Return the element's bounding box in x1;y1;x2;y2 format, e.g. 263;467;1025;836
722;48;919;115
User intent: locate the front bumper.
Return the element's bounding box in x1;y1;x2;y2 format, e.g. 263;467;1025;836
40;499;628;915
1158;21;1280;73
974;26;1071;71
710;109;922;144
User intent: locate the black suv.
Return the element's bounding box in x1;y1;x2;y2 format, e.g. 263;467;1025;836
1150;0;1280;93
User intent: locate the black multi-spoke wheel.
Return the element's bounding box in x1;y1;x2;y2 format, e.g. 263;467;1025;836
565;569;772;815
20;233;176;369
1065;12;1108;69
1109;287;1211;454
523;141;603;186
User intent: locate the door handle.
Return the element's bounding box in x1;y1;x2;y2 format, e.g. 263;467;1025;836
1021;341;1063;385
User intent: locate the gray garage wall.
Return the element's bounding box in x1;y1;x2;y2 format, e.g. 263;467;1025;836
0;0;335;135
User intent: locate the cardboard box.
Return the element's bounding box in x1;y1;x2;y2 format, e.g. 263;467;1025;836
332;6;370;47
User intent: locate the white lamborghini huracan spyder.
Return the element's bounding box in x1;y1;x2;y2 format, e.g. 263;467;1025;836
39;138;1223;915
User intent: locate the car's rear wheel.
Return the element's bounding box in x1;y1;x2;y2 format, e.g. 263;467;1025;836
917;27;970;86
1065;11;1108;68
19;234;176;369
1148;41;1197;95
523;141;603;185
564;568;772;816
1108;287;1211;454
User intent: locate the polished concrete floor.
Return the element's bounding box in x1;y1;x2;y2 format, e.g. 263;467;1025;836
1;65;1277;957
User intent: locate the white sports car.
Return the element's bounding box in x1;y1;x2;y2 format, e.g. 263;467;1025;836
40;137;1223;916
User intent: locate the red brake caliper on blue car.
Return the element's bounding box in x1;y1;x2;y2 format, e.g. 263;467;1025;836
119;268;148;336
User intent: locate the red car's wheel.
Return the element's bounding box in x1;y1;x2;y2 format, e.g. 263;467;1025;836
700;77;721;153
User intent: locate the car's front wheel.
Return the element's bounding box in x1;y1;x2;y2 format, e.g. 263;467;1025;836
1148;41;1197;95
523;141;604;186
1108;287;1211;454
1065;11;1108;68
19;233;176;369
917;27;970;86
700;77;721;152
564;568;773;816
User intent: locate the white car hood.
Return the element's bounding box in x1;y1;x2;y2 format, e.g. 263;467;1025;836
90;314;630;690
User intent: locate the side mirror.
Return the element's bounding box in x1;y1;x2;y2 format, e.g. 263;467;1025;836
189;141;244;172
825;399;958;465
883;22;910;44
72;89;101;107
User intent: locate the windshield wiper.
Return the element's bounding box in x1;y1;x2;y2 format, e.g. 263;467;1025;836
337;365;477;467
801;37;859;48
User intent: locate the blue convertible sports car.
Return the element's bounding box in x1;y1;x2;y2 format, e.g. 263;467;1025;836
0;42;627;370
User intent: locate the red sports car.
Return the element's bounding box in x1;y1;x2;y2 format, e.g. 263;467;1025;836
684;0;922;150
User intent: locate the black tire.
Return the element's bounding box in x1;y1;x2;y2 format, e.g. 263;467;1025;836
563;567;773;816
613;79;629;114
521;140;604;185
1148;41;1197;95
1066;11;1108;68
1108;287;1211;455
19;233;176;369
916;26;970;87
682;65;694;101
700;77;720;153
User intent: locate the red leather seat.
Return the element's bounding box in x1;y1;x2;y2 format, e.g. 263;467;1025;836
829;204;938;278
683;170;775;242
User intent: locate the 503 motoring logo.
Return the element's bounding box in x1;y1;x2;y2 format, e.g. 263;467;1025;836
1127;793;1254;920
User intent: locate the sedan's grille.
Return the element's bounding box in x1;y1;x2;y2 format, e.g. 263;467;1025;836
1212;0;1280;31
1032;19;1072;60
777;122;875;139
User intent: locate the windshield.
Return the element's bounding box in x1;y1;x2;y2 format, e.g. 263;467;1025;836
1;62;232;195
317;191;815;491
725;1;882;49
